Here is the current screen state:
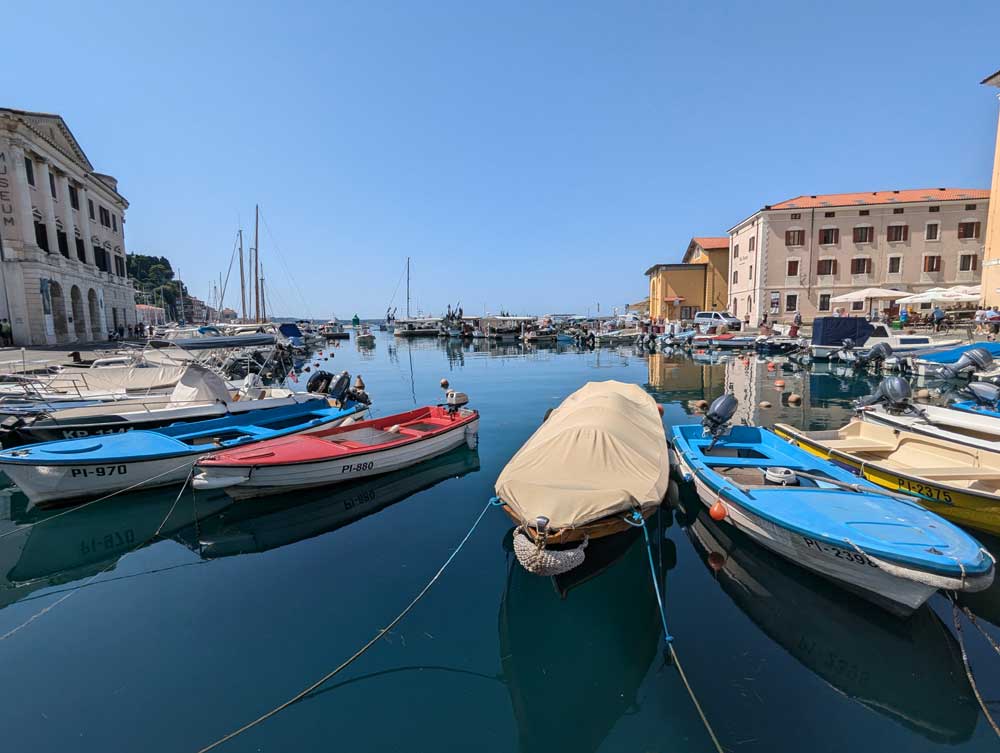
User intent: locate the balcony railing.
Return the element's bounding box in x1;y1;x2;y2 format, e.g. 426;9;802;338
920;270;944;283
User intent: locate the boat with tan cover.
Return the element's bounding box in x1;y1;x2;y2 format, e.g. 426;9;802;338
774;419;1000;535
495;380;669;574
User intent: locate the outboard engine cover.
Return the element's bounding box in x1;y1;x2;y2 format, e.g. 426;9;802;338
326;371;352;404
854;342;892;370
962;381;1000;409
943;347;994;379
306;369;335;396
857;376;912;410
702;393;738;441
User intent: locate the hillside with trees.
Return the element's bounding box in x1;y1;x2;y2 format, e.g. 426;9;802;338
127;253;189;320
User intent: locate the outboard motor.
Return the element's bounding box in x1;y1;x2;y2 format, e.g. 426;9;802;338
856;376;914;413
854;342;892;370
346;374;371;405
941;347;994;379
961;381;1000;410
702;393;738;448
306;369;346;399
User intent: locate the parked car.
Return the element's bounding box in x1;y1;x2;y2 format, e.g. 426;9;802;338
693;310;742;332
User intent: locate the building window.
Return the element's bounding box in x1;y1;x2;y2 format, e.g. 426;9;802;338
887;224;909;242
75;236;86;262
850;257;872;275
733;244;739;259
893;208;904;214
853;226;873;243
929;206;940;213
824;211;835;218
88;199;95;220
785;294;798;312
958;221;981;239
888;256;902;274
57;230;69;257
926;223;939;241
114;255;126;277
790;213;801;220
732;297;737;314
49;173;57;199
851;300;865;311
24;157;35;186
785;230;805;246
68;185;79;210
94;247;110;272
786;259;799;276
960;254;978;272
817;258;837;276
749;265;753;280
732;270;739;284
819;228;839;245
923;255;942;273
98;206;111;228
112;214;118;232
818;294;831;311
859;209;870;216
966;204;978;211
748;237;756;253
34;222;50;252
680;306;692;320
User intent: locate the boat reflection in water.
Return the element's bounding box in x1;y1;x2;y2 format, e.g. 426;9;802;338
0;485;232;612
675;482;977;744
180;446;480;558
956;531;1000;628
499;512;676;753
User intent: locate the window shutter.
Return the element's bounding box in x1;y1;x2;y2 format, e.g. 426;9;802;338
973;255;979;271
975;222;982;239
832;259;838;275
833;228;839;244
902;225;909;241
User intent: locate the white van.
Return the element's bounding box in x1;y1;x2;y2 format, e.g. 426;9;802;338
693;311;742;332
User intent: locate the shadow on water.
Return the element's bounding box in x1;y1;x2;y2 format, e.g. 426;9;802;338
175;446;481;558
670;480;979;744
498;511;681;753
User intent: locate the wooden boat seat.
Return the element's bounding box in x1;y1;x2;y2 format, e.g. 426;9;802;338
824;439;895;453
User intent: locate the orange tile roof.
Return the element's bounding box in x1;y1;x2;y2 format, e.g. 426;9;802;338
691;236;730;250
769;188;989;210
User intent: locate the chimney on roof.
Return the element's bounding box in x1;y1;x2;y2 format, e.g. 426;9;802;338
939;188;946;191
810;195;817;198
763;205;772;210
892;190;899;194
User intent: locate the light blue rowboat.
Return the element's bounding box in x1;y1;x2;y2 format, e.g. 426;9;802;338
671;415;993;616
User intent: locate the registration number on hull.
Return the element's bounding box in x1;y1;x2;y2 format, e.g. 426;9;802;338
802;538;877;567
342;461;374;474
70;465;128;478
896;477;953;504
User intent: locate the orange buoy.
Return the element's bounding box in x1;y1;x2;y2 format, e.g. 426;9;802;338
657;404;664;416
707;551;726;572
709;500;727;521
774;379;785;388
767;362;776;371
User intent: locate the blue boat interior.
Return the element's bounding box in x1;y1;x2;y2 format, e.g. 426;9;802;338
0;400;361;463
951;400;1000;418
671;423;990;576
917;341;1000;364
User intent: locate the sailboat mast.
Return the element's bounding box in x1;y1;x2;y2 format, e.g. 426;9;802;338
406;256;411;318
254;204;261;323
238;229;247;322
260;266;267;321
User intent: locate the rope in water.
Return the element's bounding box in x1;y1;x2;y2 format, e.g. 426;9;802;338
0;458;196;541
951;598;1000;739
627;511;724;753
197;496;496;753
0;468;194;642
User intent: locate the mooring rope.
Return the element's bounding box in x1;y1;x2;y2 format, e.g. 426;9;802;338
197;496;495;753
0;468;195;642
0;458;197;541
626;511;724;753
951;598;1000;739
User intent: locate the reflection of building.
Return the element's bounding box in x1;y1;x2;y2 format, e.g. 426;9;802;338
982;68;1000;307
645;237;730;324
0;108;135;344
646;353;725;403
729;189;989;324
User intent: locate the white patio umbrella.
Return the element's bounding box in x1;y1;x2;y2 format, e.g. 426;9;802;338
830;287;907;303
895;289;979;305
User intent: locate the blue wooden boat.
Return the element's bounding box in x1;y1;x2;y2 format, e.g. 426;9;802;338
670;397;994;615
0;399;367;506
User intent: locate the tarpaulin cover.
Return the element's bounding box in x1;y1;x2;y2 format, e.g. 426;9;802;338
811;317;875;347
495;381;669;531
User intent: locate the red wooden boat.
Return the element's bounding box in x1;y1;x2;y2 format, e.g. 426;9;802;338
193;391;479;499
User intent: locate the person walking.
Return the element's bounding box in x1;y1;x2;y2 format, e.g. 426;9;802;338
931;306;945;333
0;319;12;346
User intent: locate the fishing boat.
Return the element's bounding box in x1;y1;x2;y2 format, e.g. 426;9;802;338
319;320;349;340
393;318;441;337
355;326;376;346
523;327;558;344
894;342;1000;377
0;366;367;448
494;381;669;575
192;387;478;498
774;416;1000;536
807;317;963;361
149;326;276;351
671;396;994;615
0;398;368;506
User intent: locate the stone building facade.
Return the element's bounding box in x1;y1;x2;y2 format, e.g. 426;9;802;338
728;188;989;323
0;108;135;345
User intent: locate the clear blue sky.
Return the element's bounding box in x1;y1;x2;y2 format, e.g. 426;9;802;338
4;1;1000;317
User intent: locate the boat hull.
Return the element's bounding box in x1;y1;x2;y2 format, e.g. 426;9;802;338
673;451;939;615
197;417;479;499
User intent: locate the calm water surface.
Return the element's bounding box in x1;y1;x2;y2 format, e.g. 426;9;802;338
1;333;999;752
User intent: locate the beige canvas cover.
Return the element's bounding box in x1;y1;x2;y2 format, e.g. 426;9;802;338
166;364;233;407
496;381;669;531
47;364;188;394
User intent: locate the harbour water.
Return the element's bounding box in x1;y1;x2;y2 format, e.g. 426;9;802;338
1;332;999;752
